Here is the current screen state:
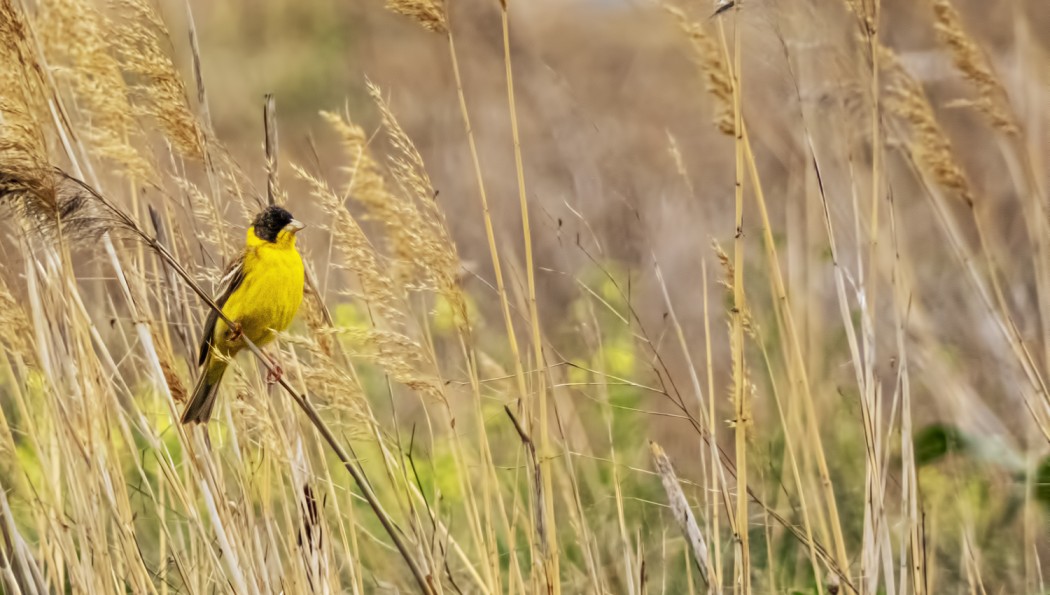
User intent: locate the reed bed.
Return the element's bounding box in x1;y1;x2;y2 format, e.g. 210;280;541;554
0;0;1047;593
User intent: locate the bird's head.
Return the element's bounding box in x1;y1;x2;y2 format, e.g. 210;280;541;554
250;205;305;246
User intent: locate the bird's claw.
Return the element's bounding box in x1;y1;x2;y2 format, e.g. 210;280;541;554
266;364;284;385
227;322;243;342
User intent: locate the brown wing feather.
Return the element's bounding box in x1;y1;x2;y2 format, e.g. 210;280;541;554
198;255;246;365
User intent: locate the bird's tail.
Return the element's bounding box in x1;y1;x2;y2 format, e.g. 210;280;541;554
181;355;228;424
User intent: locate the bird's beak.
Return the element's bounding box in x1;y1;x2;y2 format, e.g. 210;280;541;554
286;219;306;234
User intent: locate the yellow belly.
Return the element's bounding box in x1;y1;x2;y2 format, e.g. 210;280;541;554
214;242;304;354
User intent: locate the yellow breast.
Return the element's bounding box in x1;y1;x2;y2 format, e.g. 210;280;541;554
214;227;305;351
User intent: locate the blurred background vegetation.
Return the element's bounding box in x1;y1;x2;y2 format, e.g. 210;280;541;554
1;0;1049;593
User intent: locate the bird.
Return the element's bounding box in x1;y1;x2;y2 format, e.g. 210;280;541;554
181;205;306;424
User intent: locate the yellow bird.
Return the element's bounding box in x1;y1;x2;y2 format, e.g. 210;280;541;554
181;205;306;424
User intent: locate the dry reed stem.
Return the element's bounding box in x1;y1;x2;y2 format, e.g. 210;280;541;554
885;180;927;595
649;441;712;586
444;10;540;589
721;8;752;590
0;486;47;593
814;136;891;595
504;405;548;560
264;93;280;206
498;6;560;590
701;262;725;588
444;5;530;418
0;0;1043;591
654;259;727;593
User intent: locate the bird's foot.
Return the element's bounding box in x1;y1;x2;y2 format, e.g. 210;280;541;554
227;322;244;342
266;363;284;385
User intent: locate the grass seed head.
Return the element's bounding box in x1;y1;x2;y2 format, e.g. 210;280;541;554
0;1;48;178
295;164;406;327
112;0;205;160
370;83;468;332
385;0;448;35
39;0;154;181
882;46;975;206
664;5;735;136
932;0;1018;135
332;327;444;404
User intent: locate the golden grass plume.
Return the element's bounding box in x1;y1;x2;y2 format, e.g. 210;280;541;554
38;0;153;180
663;4;734;136
294;164;405;327
882;46;976;205
111;0;205;160
931;0;1018;135
385;0;448;35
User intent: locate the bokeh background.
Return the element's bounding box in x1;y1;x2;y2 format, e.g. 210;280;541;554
180;0;1050;458
2;0;1050;592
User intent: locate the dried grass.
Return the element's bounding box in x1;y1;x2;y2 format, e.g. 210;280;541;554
111;0;204;161
0;0;48;175
931;0;1018;134
663;5;734;135
0;0;1045;593
385;0;447;35
883;46;975;205
295;163;405;327
38;0;153;180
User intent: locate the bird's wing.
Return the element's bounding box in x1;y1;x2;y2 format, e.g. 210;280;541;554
198;254;246;366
